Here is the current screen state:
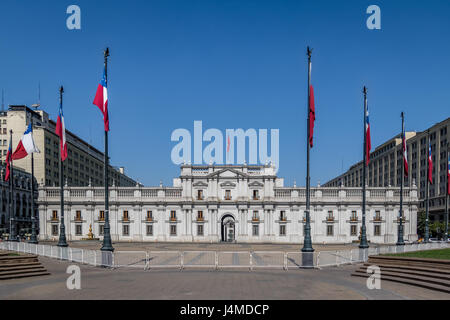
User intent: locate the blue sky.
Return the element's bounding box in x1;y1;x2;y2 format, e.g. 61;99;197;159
0;0;449;186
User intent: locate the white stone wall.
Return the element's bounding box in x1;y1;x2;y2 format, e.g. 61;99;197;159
37;165;419;244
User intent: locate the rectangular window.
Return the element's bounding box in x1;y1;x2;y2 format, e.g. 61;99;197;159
197;189;203;200
75;224;82;236
52;210;58;220
123;224;129;236
327;211;334;221
170;211;176;221
197;224;204;236
52;224;58;236
252;224;259;236
374;211;381;221
197;211;203;221
170;224;177;236
253;190;259;200
280;211;286;221
146;225;153;236
99;210;105;221
99;225;104;235
351;211;357;221
280;224;286;236
350;225;357;236
75;211;81;221
374;225;381;236
252;211;259;221
147;210;153;221
327;225;334;236
123;210;129;221
225;190;231;200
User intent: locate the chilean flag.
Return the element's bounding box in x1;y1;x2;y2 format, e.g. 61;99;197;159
93;67;109;132
55;103;68;161
4;141;11;182
309;85;315;148
12;124;40;160
365;104;371;165
402;127;408;177
428;142;433;184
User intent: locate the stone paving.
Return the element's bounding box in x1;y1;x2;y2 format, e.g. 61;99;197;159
0;255;448;300
37;240;373;252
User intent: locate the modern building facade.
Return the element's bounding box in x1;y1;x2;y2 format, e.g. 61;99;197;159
0;164;38;238
0;105;137;187
324;117;449;223
37;164;419;244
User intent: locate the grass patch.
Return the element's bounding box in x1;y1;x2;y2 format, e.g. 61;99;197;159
382;248;450;260
1;252;21;256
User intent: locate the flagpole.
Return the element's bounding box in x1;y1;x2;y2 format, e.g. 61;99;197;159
8;130;17;242
397;112;405;245
101;47;114;253
29;116;38;244
57;86;68;247
359;86;369;249
424;130;430;243
302;46;314;258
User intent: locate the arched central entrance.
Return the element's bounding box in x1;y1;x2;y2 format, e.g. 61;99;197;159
221;214;235;242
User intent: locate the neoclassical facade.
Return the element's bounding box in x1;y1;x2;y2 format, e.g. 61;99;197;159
37;165;419;244
0;164;38;237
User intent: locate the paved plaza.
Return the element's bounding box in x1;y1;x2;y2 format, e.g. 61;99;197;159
37;240;373;252
0;254;449;300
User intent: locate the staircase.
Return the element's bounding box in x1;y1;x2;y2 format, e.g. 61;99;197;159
0;251;50;280
352;255;450;294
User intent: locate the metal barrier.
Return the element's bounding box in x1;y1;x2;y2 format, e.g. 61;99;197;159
113;251;147;269
251;251;286;269
217;251;252;269
0;241;448;270
147;251;182;269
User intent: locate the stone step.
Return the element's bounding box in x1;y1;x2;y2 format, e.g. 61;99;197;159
0;268;49;277
362;263;450;276
0;262;42;269
0;271;50;280
359;265;450;281
354;268;450;287
0;255;39;265
0;265;46;273
368;256;450;270
351;272;450;294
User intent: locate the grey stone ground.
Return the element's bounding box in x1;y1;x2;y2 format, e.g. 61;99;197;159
0;255;449;300
37;240;371;252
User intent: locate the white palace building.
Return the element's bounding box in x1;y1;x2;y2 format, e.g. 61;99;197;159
37;164;419;244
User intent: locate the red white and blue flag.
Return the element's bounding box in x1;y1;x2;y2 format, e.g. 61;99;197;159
428;141;433;184
309;85;315;148
12;123;40;160
4;140;11;181
365;104;371;165
402;126;408;177
55;103;68;161
93;68;109;132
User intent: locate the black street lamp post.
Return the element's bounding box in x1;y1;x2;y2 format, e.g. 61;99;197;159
359;86;369;249
101;47;114;255
57;86;68;248
302;46;314;257
397;112;405;246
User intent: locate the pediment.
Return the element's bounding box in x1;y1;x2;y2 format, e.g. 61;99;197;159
193;181;209;188
219;181;236;188
207;168;248;179
248;181;264;188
